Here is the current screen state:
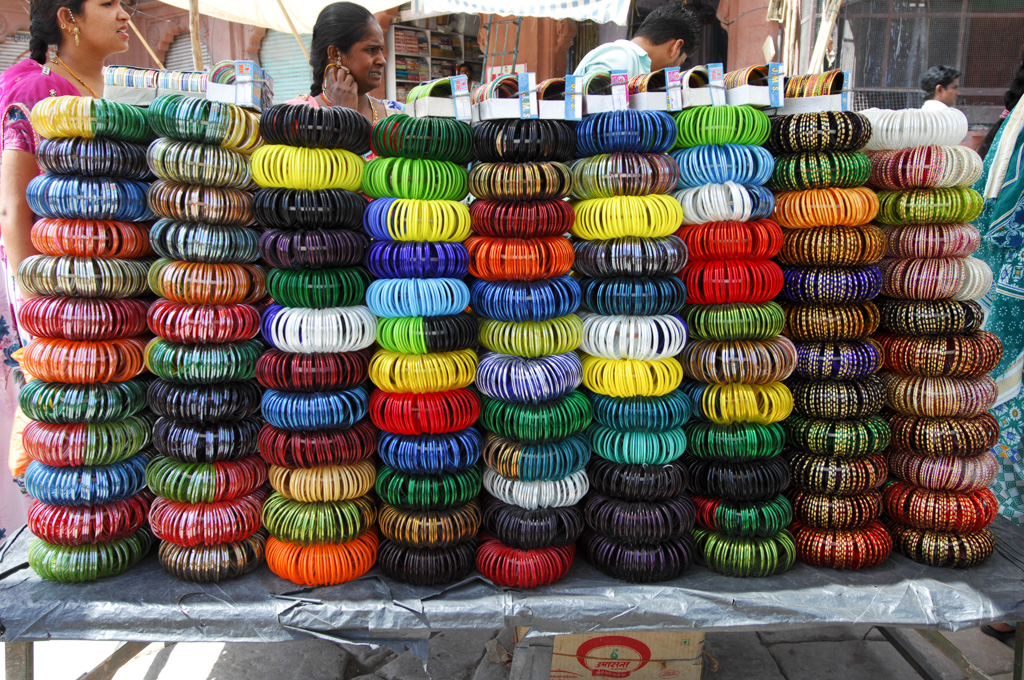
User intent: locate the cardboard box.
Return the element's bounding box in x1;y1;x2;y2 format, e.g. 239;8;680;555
724;63;784;108
765;70;850;115
515;628;704;680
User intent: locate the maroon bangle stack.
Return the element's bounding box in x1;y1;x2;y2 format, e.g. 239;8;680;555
768;111;893;570
867;119;1000;569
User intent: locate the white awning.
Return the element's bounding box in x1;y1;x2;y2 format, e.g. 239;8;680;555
155;0;631;33
154;0;396;34
406;0;631;25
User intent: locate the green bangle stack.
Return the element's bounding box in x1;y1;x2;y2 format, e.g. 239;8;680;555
768;152;872;191
684;302;786;341
144;338;263;383
19;378;148;424
262;493;376;545
785;414;891;458
692;528;797;577
27;531;153;583
375;466;482;511
673;106;771;148
266;267;371;309
684;422;785;460
362;158;469;201
479;391;592;443
588;424;688;465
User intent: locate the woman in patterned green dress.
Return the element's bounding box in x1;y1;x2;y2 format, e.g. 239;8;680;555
975;56;1024;530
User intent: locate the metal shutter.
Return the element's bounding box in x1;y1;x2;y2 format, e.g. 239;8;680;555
0;32;33;73
164;32;211;71
259;30;312;104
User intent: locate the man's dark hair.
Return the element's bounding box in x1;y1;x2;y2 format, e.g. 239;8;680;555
459;62;474;78
978;49;1024;158
633;2;702;50
921;65;961;100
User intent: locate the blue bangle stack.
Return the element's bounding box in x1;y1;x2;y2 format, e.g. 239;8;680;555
143;95;271;582
571;107;696;583
768;111;893;570
366;114;482;587
21;97;156;582
252;103;379;587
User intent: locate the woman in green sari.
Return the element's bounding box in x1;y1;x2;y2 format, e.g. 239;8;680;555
975;54;1024;643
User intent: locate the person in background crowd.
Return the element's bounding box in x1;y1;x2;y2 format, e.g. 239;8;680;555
0;0;134;547
921;64;961;110
289;1;402;123
972;50;1024;644
573;2;701;78
457;62;478;90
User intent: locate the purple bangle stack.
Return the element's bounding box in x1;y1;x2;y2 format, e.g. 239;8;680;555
768;111;893;570
862;108;1000;568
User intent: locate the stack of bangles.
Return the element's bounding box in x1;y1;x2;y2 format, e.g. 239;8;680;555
569;152;680;198
772;187;879;228
149;220;259;264
36;137;149;179
673;182;776;223
781;265;883;303
875;187;984;224
258;103;371;154
371;115;474;163
472;119;575;163
768;151;872;191
790;521;892;570
573;236;688;277
685;382;794;426
861;107;969;151
147;94;262;153
673;105;770;148
672;144;774;187
875;331;1002;378
679;337;796;384
883;223;980;259
147;179;255;225
469;199;574;238
682;259;784;305
691;528;797;577
251;145;363;192
31;95;152;143
468;162;572;201
30;217;152;259
574;110;676;155
777;224;886;267
765;112;872;155
867;145;983;190
146;138;253;188
884;521;994;568
675;219;781;261
27;175;154;222
465;236;573;281
782;301;880;340
788;488;882;530
785;71;842;98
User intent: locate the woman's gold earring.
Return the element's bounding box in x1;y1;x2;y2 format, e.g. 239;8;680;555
60;22;67;29
73;26;80;47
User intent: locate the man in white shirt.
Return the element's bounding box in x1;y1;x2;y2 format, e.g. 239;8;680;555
921;65;961;110
573;3;702;78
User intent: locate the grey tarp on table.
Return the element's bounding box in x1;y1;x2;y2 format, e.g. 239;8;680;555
1;518;1022;646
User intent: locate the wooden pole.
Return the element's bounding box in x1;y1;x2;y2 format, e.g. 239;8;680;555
275;0;310;62
808;0;841;73
189;0;203;70
127;20;164;69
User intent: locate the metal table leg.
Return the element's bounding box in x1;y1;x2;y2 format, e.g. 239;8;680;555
1014;622;1023;680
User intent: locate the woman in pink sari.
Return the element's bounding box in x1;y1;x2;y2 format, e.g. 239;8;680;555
0;0;133;546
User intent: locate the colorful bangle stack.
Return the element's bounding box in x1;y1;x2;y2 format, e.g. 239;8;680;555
763;109;892;570
568;106;696;584
22;97;154;583
469;115;586;588
869;109;999;568
142;99;268;583
366;114;479;587
674;104;797;577
249;105;378;588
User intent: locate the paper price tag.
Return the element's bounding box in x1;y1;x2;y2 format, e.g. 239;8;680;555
611;70;629;110
664;67;683;111
450;75;472;121
707;63;726;105
564;75;582;121
518;72;538;119
768;63;784;108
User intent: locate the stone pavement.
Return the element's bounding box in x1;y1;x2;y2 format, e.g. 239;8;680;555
1;624;1014;680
